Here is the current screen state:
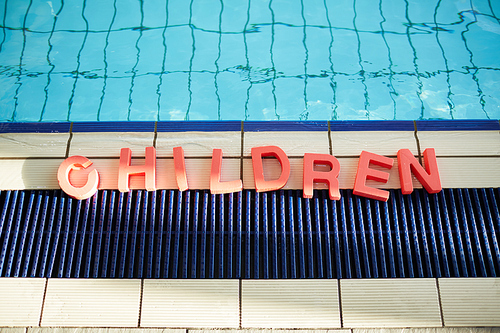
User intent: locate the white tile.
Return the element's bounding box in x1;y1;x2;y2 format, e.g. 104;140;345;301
24;329;500;333
331;131;418;157
191;331;349;333
439;278;500;326
0;133;69;158
0;159;62;190
0;329;26;333
417;131;500;156
241;280;341;328
244;131;329;157
352;329;500;333
41;279;141;327
29;329;184;333
437;157;500;188
141;280;239;328
341;278;442;328
69;132;154;157
0;278;46;327
156;131;241;157
190;331;348;333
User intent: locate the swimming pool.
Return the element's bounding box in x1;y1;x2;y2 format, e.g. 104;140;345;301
0;0;499;122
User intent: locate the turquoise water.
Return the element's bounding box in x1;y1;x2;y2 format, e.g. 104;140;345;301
0;0;499;122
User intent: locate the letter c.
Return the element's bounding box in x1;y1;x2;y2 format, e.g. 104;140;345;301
58;156;99;200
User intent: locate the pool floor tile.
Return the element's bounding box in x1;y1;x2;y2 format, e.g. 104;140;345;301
340;279;442;328
439;278;500;327
0;278;45;327
141;280;239;328
41;279;141;327
241;280;341;328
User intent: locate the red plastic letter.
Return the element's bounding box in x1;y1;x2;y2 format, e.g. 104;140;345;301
353;151;394;202
397;148;442;195
118;147;156;192
58;156;99;200
210;149;242;194
251;146;290;192
173;146;188;191
303;153;341;200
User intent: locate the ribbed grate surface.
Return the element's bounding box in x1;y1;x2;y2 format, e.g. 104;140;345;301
0;189;498;279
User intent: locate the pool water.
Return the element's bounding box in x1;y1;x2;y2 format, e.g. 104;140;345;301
0;0;499;122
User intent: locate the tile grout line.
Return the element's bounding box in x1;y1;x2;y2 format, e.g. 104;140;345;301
38;278;49;327
328;121;333;156
239;278;243;329
153;121;158;148
337;279;344;328
435;278;446;327
65;122;74;158
413;120;423;163
138;278;144;327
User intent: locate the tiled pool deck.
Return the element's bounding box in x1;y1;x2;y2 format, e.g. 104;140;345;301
1;278;500;328
0;120;499;329
0;120;499;190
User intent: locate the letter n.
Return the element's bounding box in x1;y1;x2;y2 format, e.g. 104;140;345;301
397;148;442;195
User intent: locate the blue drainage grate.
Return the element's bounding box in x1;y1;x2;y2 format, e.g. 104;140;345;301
0;189;498;279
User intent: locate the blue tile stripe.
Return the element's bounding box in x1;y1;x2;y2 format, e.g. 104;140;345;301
0;122;71;133
156;121;241;132
0;120;498;133
416;120;500;131
72;121;156;132
330;120;415;131
244;121;328;131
